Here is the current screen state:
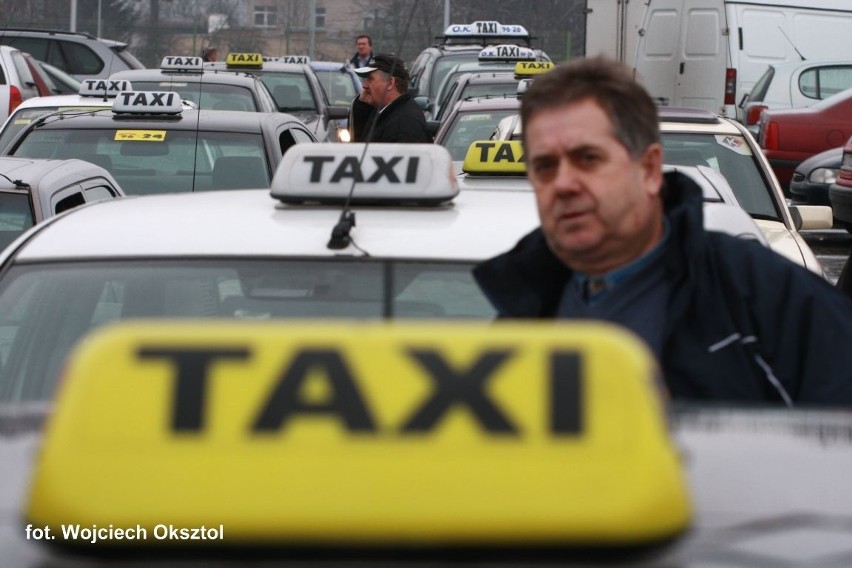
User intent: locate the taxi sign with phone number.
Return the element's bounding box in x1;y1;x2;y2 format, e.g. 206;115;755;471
115;130;167;142
28;321;690;549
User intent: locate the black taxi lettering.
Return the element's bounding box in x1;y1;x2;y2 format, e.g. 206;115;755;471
303;156;419;183
496;45;520;58
232;53;261;63
138;347;583;436
163;56;199;66
118;92;176;107
137;347;251;431
476;21;498;34
83;79;125;93
473;142;524;163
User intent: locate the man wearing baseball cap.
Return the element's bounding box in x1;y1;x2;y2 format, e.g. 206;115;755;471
350;53;432;143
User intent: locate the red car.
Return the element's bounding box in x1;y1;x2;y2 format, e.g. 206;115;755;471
759;87;852;194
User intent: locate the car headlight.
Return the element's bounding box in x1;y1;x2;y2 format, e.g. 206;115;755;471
337;127;351;143
809;168;838;184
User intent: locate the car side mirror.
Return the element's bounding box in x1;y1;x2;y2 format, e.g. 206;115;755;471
414;96;430;110
327;105;349;120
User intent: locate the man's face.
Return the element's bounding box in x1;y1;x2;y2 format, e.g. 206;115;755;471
525;98;664;275
356;38;371;56
360;71;394;108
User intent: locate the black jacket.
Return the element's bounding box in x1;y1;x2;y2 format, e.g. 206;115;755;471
350;94;432;143
349;51;374;69
474;172;852;406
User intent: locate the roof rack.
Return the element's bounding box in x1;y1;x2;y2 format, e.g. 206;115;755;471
0;28;98;40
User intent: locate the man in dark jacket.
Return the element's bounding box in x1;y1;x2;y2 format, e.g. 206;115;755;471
351;53;432;143
349;34;374;69
474;56;852;407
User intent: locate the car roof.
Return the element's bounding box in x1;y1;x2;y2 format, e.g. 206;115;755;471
4;93;112;111
8;108;303;135
109;68;265;86
7;188;539;262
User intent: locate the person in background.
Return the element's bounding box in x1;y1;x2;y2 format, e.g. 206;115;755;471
474;56;852;407
202;47;219;62
350;53;431;143
349;35;374;69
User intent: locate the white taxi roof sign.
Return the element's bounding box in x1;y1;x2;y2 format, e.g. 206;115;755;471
277;55;311;64
78;79;133;98
514;61;554;77
112;91;184;115
478;45;537;62
271;143;459;205
517;78;532;95
444;21;529;37
27;321;690;549
160;55;204;72
463;140;526;175
225;52;264;68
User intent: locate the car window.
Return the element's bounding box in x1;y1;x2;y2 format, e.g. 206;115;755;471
258;73;317;112
13;129;270;194
3;38;48;64
60;41;104;75
0;259;495;403
0;192;34;249
314;69;358;105
799;65;852;100
661;132;780;219
10;51;35;86
129;80;259;111
84;184;119;201
746;66;774;103
430;54;480;97
441;109;518;160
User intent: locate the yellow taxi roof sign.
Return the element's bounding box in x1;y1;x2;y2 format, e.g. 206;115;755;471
225;52;264;68
28;320;690;550
462;140;527;175
514;61;554;77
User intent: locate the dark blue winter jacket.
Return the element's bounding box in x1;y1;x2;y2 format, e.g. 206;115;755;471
473;172;852;406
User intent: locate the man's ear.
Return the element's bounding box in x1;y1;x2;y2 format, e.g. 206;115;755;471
640;143;664;198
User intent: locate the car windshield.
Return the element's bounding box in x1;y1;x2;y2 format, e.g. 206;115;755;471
313;68;358;105
661;133;781;220
129;80;259;111
430;53;481;97
0;106;108;151
11;128;270;194
436;81;518;121
0;259;495;403
440;109;518;160
0;192;34;249
254;72;317;112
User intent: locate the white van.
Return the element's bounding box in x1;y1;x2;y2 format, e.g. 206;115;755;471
633;0;852;119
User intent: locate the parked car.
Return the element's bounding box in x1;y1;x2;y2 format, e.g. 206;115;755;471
758;87;852;193
789;146;843;207
0;156;124;249
0;28;144;81
829;136;852;231
19;52;53;96
0;45;41;122
741;60;852;135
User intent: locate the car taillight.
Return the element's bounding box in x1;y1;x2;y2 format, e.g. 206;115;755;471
746;104;767;126
838;150;852;187
762;121;779;150
724;68;736;105
9;85;22;114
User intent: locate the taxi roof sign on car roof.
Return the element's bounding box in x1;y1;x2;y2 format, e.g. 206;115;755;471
514;61;554;78
225;52;264;69
79;79;133;98
160;55;204;73
27;320;691;551
444;21;529;38
463;140;526;175
478;45;537;62
278;55;311;64
271;143;459;205
112;91;184;115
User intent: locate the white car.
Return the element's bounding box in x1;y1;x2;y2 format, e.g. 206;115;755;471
741;59;852;134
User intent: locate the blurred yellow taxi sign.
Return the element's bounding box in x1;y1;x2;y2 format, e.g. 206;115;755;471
463;140;527;175
514;61;554;77
28;321;690;549
271;143;459;204
225;52;264;68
